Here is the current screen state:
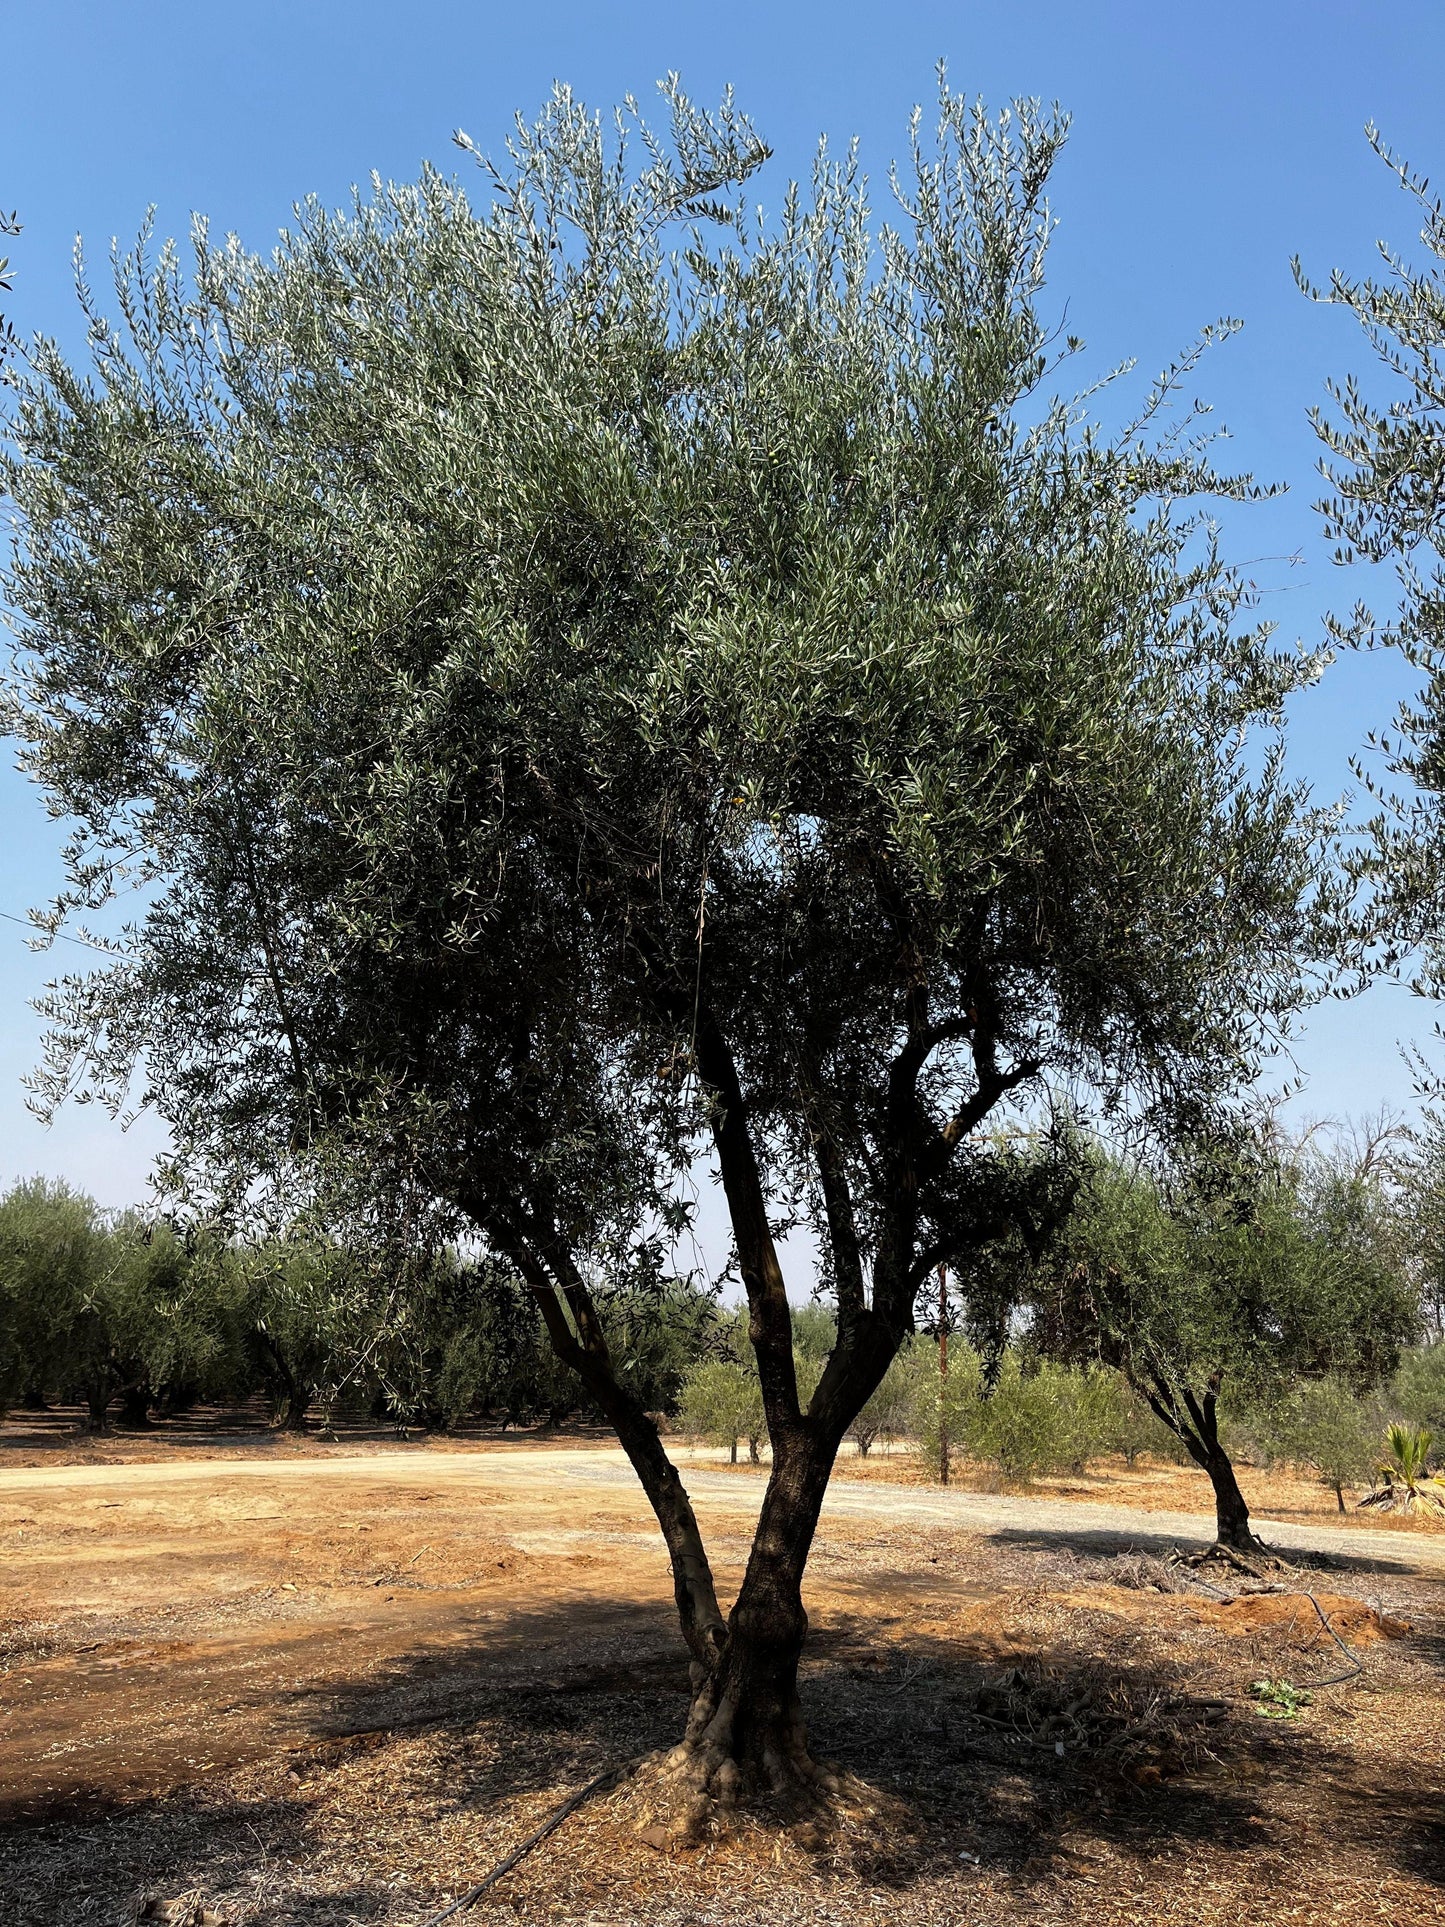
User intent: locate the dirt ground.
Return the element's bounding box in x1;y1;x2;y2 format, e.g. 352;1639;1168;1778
1;1422;1443;1925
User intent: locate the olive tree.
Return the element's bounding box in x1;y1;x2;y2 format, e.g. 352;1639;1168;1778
0;1178;104;1417
1036;1135;1417;1549
1278;1374;1381;1511
3;78;1332;1810
680;1356;765;1464
0;1181;215;1427
1298;134;1445;1080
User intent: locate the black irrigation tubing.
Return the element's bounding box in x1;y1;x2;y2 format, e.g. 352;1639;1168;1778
415;1759;638;1926
1167;1545;1366;1688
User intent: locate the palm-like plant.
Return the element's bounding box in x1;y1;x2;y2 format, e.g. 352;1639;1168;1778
1360;1423;1445;1514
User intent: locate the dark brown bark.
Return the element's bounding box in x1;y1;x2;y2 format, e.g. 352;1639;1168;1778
117;1384;154;1429
1203;1442;1256;1550
254;1331;310;1431
500;1230;727;1673
278;1392;311;1432
485;946;1032;1801
681;1426;838;1791
1138;1375;1260;1552
82;1385;111;1432
676;986;1033;1789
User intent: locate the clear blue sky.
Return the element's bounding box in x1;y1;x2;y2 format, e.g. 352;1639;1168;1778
1;0;1441;1210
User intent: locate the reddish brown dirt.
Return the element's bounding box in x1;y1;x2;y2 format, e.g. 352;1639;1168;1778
1;1430;1443;1926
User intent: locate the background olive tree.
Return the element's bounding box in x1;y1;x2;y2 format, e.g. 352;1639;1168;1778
1033;1129;1416;1548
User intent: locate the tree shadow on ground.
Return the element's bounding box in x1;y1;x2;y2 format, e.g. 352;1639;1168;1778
3;1577;1442;1925
981;1516;1442;1581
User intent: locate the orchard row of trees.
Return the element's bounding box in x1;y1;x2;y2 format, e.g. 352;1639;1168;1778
9;1118;1445;1537
0;1178;714;1433
676;1119;1444;1535
684;1329;1445;1507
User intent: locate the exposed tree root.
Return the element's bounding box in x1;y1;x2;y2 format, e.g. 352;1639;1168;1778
1173;1541;1292;1585
624;1729;902;1849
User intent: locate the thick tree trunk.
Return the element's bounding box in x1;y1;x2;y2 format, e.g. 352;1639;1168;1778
1204;1443;1256;1551
117;1384;154;1429
81;1384;111;1432
279;1390;312;1432
1138;1376;1261;1554
668;1427;838;1809
256;1334;309;1431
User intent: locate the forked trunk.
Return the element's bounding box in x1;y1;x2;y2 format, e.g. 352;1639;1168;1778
683;1591;811;1795
1139;1377;1261;1555
664;1427;838;1815
276;1389;311;1432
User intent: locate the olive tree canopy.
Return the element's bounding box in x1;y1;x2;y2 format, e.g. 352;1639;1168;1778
1298;130;1445;1011
3;76;1333;1809
1033;1130;1416;1550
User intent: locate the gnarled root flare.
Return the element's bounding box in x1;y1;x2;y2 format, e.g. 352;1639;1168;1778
626;1712;883;1849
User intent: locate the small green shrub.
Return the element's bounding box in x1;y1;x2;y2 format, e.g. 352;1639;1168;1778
908;1338;983;1481
1249;1677;1311;1720
976;1355;1072;1482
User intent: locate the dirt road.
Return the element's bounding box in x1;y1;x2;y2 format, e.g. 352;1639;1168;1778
3;1442;1439;1573
3;1438;1443;1926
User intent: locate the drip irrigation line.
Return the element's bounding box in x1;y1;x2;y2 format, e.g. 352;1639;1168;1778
415;1759;636;1925
1167;1546;1365;1688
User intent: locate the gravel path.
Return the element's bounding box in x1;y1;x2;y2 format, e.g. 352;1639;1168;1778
3;1442;1441;1577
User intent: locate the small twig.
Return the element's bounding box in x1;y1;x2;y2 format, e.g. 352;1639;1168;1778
415;1760;637;1925
881;1660;934;1698
1166;1552;1366;1687
1263;1586;1365;1687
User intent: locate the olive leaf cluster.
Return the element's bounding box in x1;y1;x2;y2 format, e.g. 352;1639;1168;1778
3;76;1333;1437
1298;128;1445;1005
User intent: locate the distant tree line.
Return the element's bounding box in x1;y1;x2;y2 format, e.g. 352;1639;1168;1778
0;1178;717;1434
4;1135;1444;1528
677;1119;1445;1532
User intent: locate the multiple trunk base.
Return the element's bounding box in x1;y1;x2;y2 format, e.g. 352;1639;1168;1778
625;1617;899;1845
631;1717;893;1848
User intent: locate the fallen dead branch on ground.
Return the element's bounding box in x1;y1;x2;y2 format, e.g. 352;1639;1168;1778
415;1759;640;1924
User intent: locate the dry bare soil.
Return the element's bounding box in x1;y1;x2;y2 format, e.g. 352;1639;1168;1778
1;1422;1442;1925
